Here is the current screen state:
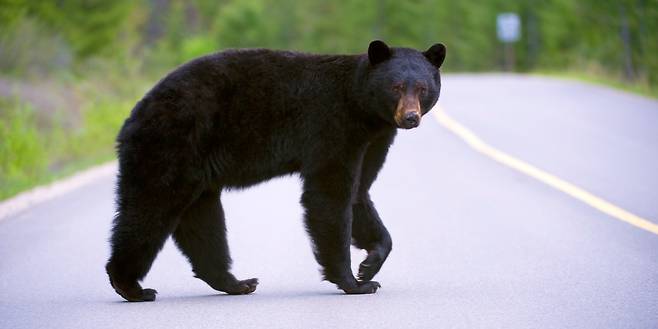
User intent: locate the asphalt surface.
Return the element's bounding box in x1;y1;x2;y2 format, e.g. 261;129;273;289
1;74;657;329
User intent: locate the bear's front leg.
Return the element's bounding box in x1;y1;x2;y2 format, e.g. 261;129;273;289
301;167;381;294
352;196;392;282
351;131;395;281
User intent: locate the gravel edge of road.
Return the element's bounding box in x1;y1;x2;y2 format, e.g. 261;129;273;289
0;161;117;221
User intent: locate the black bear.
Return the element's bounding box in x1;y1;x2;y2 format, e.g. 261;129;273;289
106;40;446;301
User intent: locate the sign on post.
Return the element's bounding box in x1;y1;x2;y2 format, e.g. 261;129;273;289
497;13;520;71
497;13;521;43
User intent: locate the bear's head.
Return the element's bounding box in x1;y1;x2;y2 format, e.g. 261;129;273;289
364;40;446;129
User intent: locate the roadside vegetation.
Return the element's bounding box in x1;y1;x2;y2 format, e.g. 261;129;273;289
1;0;656;200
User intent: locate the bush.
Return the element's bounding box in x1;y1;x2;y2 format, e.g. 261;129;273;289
0;97;47;198
0;18;72;77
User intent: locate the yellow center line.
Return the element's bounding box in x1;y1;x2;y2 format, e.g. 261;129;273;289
432;105;658;236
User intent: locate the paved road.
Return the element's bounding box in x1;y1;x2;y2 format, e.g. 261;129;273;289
1;74;657;328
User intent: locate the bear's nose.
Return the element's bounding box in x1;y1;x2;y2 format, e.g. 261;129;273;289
404;112;420;128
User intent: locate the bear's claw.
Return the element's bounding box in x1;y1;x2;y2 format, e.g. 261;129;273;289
357;248;385;282
341;280;381;294
223;278;259;295
140;288;158;301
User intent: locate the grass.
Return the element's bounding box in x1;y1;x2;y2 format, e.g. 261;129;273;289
535;69;658;100
0;98;47;199
0;78;146;201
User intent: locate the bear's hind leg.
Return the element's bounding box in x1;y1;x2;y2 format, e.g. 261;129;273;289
106;180;200;302
173;190;258;295
106;211;178;302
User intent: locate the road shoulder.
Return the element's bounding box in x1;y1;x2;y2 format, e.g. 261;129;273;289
0;161;117;221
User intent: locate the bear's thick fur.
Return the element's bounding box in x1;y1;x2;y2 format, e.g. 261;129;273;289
106;40;446;301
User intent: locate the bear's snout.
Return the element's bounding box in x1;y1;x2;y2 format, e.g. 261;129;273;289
402;112;420;129
395;95;422;129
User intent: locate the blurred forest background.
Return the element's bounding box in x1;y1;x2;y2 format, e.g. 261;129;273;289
1;0;657;200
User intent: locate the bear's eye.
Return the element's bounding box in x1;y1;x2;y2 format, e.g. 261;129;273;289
418;86;427;95
391;84;403;93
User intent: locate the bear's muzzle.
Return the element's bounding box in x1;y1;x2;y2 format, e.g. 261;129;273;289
395;95;422;129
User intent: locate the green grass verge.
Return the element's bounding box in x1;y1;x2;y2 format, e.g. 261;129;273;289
534;70;658;99
0;86;141;201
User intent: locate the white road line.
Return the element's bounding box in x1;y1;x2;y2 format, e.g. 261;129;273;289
433;106;658;236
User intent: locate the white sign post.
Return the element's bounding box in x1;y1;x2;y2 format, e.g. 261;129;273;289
496;13;521;71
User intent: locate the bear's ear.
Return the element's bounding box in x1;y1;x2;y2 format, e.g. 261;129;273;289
424;43;446;68
368;40;392;65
